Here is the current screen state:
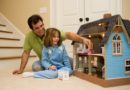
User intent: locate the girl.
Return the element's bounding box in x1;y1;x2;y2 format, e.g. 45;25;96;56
22;28;72;79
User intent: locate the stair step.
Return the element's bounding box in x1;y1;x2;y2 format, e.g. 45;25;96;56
0;48;36;57
0;27;6;31
0;39;23;46
0;37;20;41
0;49;23;57
0;29;13;33
0;46;23;49
0;31;15;39
0;55;36;60
0;24;6;27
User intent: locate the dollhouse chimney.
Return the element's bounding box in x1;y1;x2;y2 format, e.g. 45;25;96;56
103;13;112;18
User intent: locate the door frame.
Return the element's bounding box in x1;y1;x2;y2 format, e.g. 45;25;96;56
50;0;57;27
50;0;122;27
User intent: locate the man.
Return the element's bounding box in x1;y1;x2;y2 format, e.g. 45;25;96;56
13;14;92;74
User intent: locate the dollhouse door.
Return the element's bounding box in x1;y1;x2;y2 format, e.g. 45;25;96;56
50;0;122;56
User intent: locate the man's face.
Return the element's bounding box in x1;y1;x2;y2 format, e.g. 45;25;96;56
32;20;45;38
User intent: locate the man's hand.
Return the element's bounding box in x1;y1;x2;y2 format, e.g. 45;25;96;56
12;50;30;75
65;32;93;49
12;69;23;75
82;37;93;49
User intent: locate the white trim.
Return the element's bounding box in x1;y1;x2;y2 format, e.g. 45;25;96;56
50;0;57;27
117;0;122;15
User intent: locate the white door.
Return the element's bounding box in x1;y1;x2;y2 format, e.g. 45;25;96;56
84;0;122;22
56;0;84;33
50;0;122;57
52;0;122;32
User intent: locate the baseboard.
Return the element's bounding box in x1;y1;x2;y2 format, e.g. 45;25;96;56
74;70;130;87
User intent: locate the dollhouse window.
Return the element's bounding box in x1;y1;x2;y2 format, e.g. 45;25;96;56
125;59;130;73
112;34;122;55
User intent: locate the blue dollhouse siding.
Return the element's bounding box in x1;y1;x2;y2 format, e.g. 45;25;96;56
105;32;130;80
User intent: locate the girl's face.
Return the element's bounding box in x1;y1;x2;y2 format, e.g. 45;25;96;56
52;32;59;45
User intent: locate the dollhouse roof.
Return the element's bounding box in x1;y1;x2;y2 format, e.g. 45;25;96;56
72;15;130;45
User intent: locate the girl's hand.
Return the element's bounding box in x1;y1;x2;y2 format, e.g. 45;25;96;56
49;65;56;70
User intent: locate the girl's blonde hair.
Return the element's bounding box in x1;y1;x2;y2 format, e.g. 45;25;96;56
44;28;62;47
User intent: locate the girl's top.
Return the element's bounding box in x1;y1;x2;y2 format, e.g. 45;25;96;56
41;44;71;70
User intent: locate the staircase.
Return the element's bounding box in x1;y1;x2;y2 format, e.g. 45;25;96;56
0;13;36;60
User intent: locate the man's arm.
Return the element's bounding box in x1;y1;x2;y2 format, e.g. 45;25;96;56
13;50;30;74
65;32;93;49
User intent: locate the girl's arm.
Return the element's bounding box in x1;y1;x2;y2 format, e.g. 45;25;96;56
41;48;52;69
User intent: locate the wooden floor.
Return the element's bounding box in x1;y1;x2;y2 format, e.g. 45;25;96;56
74;70;130;87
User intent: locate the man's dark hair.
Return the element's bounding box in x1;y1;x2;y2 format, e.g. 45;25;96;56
27;14;43;30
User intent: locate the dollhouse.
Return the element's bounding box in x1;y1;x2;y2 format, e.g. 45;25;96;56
72;15;130;86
